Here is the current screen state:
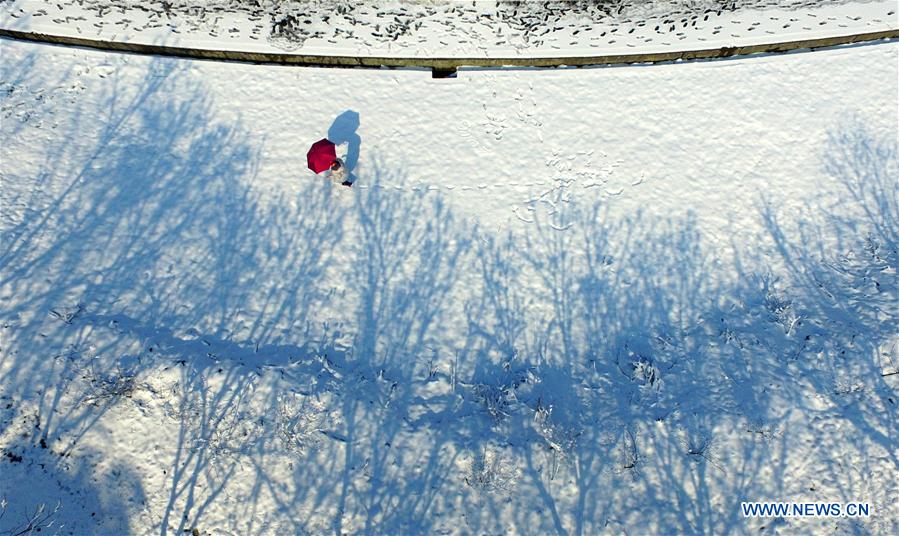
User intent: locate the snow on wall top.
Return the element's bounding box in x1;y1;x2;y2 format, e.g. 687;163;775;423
2;0;896;58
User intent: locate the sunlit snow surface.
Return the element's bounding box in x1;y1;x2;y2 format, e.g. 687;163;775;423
1;4;898;535
2;0;897;56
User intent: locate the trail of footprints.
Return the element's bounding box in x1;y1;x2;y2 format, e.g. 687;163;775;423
349;148;635;234
9;0;894;55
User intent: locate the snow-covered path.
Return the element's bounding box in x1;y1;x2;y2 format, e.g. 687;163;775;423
3;0;896;58
1;24;897;536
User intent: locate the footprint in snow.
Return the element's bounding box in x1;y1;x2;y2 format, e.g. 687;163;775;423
513;206;534;223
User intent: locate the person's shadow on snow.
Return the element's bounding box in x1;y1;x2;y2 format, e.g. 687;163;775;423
328;110;361;185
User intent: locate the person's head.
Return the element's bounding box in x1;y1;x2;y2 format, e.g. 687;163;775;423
330;160;341;170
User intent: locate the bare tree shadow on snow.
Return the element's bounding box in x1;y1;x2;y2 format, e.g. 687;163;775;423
446;189;805;535
0;54;349;535
752;121;898;534
2;54;895;536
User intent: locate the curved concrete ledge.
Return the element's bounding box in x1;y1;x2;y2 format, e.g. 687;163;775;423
1;27;896;75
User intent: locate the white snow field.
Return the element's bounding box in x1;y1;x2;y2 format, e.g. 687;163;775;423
1;3;898;536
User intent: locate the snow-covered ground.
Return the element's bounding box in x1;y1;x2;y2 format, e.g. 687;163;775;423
1;3;898;535
2;0;896;58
